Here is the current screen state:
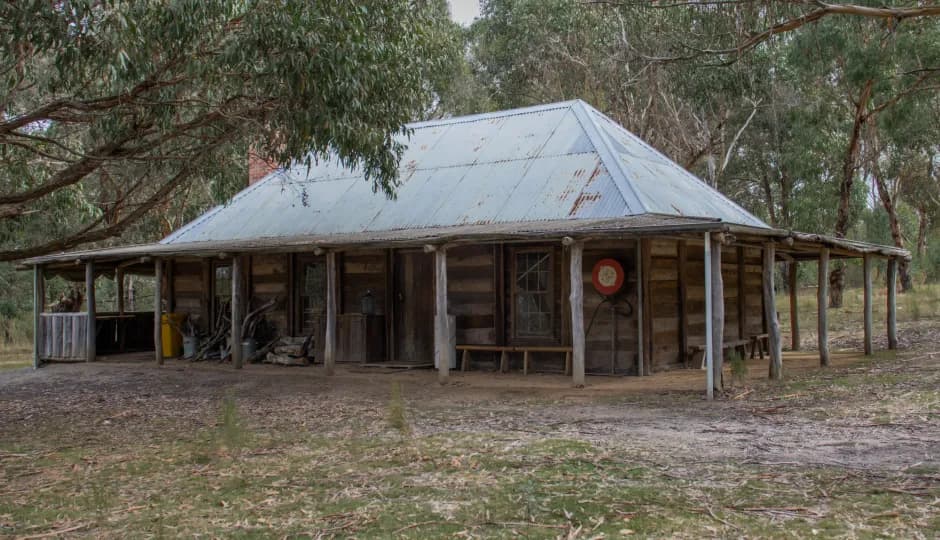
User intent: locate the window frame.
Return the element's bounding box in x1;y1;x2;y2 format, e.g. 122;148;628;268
510;247;556;342
292;254;327;337
210;259;232;328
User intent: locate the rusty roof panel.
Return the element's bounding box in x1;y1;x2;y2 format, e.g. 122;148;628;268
164;100;768;246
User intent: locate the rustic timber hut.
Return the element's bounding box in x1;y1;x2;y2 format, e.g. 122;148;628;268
22;100;909;397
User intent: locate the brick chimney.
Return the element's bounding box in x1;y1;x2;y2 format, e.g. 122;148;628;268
247;151;277;186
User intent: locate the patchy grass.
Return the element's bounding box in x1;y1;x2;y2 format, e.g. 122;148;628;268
1;316;938;537
778;283;940;343
1;426;936;538
0;343;30;371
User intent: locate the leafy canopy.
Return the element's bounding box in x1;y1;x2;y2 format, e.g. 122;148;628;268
0;0;456;260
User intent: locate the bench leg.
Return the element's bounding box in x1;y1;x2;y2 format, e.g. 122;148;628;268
461;349;470;372
500;350;509;373
749;337;756;359
759;338;765;360
523;350;530;375
564;351;572;376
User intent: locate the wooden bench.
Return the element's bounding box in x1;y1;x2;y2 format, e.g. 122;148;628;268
749;333;769;359
687;339;750;369
456;345;574;375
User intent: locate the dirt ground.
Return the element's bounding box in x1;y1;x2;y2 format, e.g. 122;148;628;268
1;321;938;538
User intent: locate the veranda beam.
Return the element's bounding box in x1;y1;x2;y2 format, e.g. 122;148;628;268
863;254;873;356
85;261;95;363
154;259;163;365
818;248;830;366
324;251;337;375
788;262;800;351
33;265;44;369
709;234;724;393
434;247;450;383
887;257;898;350
705;233;713;399
763;244;783;379
569;240;585;386
231;255;244;369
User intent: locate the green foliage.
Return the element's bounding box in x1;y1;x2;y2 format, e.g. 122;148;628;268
0;1;459;260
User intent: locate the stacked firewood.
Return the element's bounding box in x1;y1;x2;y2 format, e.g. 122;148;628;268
192;298;278;362
264;335;315;366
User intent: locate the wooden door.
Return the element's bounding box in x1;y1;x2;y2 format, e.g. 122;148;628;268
394;251;434;363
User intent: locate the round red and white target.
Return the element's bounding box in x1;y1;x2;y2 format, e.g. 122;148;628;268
591;258;625;296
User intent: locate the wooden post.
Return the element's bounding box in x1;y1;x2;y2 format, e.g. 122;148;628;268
523;350;530;375
166;261;176;313
887;257;898;350
231;255;244;369
788;262;800;351
115;267;126;353
434;248;450;383
704;233;713;400
818;248;830;366
635;241;644;377
324;251;337;375
33;265;44;369
709;235;724;393
85;261;96;363
736;246;746;341
154;259;163;365
863;254;873;356
384;249;394;362
200;259;212;328
461;349;470;372
116;268;125;316
763;244;782;379
500;350;509;373
641;239;653;376
569;240;585;386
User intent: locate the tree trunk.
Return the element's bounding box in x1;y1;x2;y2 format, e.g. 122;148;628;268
916;206;929;259
830;80;873;308
872;157;913;292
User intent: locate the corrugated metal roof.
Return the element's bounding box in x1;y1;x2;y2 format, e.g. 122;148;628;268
163;100;768;246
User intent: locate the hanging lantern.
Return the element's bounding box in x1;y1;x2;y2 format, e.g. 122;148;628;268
360;289;376;315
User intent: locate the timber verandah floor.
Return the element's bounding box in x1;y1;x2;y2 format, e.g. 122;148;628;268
59;350;867;395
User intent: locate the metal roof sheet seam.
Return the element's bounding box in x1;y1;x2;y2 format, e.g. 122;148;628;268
157;99;771;246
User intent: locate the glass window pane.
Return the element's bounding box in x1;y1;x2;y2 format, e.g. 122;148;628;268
514;251;552;337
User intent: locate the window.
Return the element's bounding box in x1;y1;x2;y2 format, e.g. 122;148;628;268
297;259;326;335
513;250;553;337
212;262;231;324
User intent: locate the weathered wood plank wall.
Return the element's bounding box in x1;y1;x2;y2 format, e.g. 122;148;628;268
581;240;639;373
447;244;496;345
249;254;289;334
342;249;386;315
171;258;205;328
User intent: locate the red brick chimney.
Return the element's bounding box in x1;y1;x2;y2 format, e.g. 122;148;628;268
247;151;278;185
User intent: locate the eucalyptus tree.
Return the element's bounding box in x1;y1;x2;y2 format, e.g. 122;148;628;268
0;0;457;261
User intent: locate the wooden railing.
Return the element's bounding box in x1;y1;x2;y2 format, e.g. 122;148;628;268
39;313;88;361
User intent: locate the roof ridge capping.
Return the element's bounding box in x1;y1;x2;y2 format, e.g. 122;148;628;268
578;100;768;229
406;99;581;130
568;99;647;215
